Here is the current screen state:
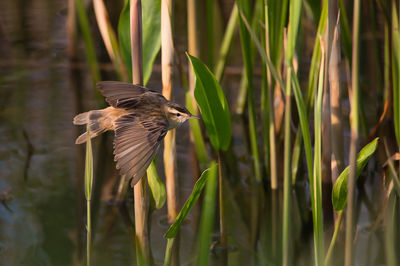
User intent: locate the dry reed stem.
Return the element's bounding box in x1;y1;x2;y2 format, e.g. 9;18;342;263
130;0;150;264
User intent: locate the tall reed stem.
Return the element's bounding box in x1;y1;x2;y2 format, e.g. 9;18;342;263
282;67;292;266
84;125;93;266
345;0;361;265
264;1;278;189
161;0;179;264
218;152;227;265
130;0;150;264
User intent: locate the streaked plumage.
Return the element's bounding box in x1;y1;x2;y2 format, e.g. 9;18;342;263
73;81;196;186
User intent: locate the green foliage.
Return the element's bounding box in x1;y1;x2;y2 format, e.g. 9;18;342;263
332;138;379;211
147;160;166;210
85;124;93;200
187;53;232;151
118;0;161;85
75;0;101;85
165;163;217;238
196;162;218;266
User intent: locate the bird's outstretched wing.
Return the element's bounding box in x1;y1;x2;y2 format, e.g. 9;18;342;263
96;81;165;109
113;113;168;187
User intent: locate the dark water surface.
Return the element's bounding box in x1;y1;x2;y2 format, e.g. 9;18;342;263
0;1;392;266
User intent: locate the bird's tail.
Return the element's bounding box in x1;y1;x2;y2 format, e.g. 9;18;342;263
73;109;108;144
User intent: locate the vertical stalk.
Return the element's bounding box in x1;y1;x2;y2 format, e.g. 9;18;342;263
237;0;262;182
84;125;93;266
282;67;292;266
345;0;361;265
264;1;278;189
130;0;149;265
218;152;227;265
93;0;127;80
314;43;326;265
86;200;91;266
75;0;101;84
187;0;200;112
161;0;179;265
214;4;238;82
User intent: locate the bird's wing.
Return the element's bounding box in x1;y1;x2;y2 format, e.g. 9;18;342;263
96;81;165;109
113;113;168;187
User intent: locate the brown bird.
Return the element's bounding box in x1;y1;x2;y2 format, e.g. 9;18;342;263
73;81;197;186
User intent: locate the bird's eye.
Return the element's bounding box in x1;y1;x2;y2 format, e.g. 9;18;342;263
176;113;181;117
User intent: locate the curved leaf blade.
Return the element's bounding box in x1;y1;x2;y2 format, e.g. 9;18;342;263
187;53;231;151
332;138;379;211
165;162;217;238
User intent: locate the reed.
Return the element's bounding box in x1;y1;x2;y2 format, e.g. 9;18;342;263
130;1;150;265
313;40;326;266
75;0;101;84
345;0;361;264
161;0;179;264
84;124;94;266
237;0;262;182
263;0;278;189
93;0;127;80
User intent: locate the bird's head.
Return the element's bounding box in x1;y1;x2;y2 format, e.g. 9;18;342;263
164;102;198;129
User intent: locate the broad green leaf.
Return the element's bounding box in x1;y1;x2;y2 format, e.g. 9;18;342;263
332;138;379;211
165;162;217;238
118;0;161;85
187;54;231;151
147;160;166;210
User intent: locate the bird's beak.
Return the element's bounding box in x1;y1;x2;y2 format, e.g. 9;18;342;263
190;114;200;119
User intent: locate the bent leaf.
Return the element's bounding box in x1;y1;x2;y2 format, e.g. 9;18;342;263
165;162;217;238
332;138;379;211
187;53;231;151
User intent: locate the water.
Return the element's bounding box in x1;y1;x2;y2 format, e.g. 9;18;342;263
0;0;394;265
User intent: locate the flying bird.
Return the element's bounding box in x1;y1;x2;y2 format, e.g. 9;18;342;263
73;81;197;186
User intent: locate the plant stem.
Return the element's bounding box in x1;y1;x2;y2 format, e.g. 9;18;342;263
264;1;278;189
345;0;361;264
325;211;343;266
75;0;101;84
282;67;292;266
86;200;91;266
218;152;227;265
130;0;150;264
161;0;179;264
214;4;238;82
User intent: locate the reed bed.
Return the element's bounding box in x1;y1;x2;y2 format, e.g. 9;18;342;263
73;0;400;265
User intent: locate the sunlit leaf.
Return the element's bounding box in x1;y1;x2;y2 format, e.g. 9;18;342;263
187;53;231;151
332;138;379;211
147;160;166;210
165;162;217;238
196;162;218;266
118;0;161;85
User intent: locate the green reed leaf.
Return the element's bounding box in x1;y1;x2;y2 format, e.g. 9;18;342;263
332;138;379;211
196;162;218;266
118;0;161;85
165;163;217;238
187;53;231;151
147;160;166;210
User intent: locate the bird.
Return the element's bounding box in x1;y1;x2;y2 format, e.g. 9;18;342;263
73;81;197;187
